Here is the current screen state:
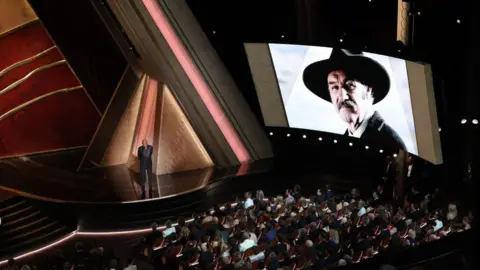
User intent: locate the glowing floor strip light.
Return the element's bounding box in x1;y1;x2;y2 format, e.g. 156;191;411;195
141;0;250;163
0;231;77;266
76;218;195;236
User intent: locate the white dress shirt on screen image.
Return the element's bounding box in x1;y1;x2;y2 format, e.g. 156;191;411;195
348;108;375;138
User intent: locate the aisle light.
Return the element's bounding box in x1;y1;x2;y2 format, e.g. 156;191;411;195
461;119;467;124
318;137;323;141
302;135;307;139
393;154;398;158
349;142;353;146
286;133;291;137
333;139;337;143
365;146;369;149
473;119;478;124
269;132;273;136
379;149;383;153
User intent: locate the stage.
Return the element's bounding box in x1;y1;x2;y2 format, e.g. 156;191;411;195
0;147;376;204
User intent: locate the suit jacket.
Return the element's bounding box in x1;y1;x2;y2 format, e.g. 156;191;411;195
138;145;153;184
346;111;406;151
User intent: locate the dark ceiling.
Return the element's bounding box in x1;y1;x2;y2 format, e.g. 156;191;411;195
186;0;477;126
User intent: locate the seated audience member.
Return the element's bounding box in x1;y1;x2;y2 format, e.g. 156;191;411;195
223;215;235;229
124;258;137;270
199;243;215;268
239;232;256;252
325;185;334;200
213;205;227;218
292;185;302;200
285;190;295;205
202;211;214;224
265;222;277;242
177;216;190;240
267;252;280;270
5;259;18;270
255;190;266;208
244;192;254;209
315;189;325;204
73;242;89;269
108;258;118;270
447;203;458;221
358;200;367;217
144;222;161;247
162;220;176;238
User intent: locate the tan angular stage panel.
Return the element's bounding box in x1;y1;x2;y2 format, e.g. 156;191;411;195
102;75;147;167
0;0;37;37
101;75;212;175
153;85;213;175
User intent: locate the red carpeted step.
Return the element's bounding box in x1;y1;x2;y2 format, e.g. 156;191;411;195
0;90;100;157
0;63;80;116
0;21;54;71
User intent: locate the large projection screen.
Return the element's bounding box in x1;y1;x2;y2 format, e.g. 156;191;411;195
245;43;442;165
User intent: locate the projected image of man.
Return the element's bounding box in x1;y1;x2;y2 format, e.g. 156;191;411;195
303;48;406;150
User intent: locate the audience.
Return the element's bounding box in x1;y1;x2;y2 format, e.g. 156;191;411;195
4;184;473;270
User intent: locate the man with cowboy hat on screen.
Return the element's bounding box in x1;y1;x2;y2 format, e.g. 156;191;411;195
303;48;406;150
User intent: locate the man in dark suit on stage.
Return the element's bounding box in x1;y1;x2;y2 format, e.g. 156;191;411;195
303;48;406;150
138;139;153;199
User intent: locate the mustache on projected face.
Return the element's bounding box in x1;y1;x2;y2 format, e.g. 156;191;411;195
339;100;356;110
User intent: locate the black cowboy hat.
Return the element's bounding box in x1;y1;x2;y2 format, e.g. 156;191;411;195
302;48;390;104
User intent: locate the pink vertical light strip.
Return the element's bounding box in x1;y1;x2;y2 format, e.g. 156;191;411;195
133;77;158;156
141;0;250;163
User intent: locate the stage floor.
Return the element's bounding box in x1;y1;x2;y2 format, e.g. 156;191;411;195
0;148;272;203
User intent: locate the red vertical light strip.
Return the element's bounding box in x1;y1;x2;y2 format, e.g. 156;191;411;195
133;77;158;156
141;0;250;163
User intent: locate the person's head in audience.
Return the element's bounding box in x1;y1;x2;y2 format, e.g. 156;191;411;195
305;240;314;248
150;222;158;232
245;192;251;200
126;258;135;266
242;231;250;242
178;216;186;227
165;220;172;228
256;190;265;201
7;259;17;269
74;242;85;252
